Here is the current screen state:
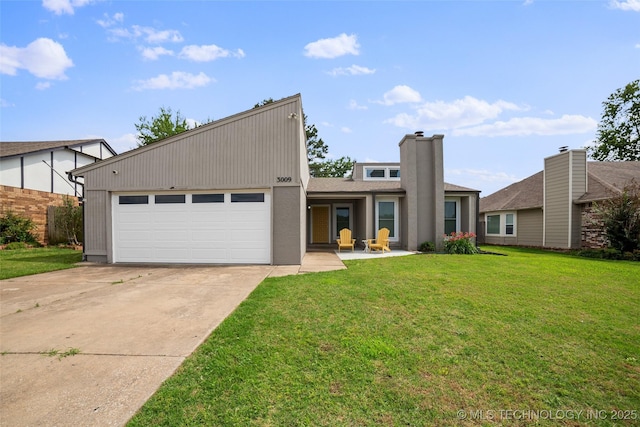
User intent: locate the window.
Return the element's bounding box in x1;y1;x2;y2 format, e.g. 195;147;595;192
377;200;398;239
486;212;516;236
119;195;148;205
487;215;501;235
192;194;224;203
155;194;185;204
506;214;514;235
363;166;401;181
444;200;458;235
366;169;385;178
335;207;350;235
231;193;264;203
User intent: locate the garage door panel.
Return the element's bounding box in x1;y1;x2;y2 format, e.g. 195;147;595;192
113;192;270;264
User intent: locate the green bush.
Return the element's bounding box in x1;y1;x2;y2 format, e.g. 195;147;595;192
576;248;640;261
0;211;38;244
4;242;29;250
419;241;435;252
443;232;478;255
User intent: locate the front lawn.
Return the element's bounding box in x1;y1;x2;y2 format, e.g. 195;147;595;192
0;247;82;279
129;247;639;426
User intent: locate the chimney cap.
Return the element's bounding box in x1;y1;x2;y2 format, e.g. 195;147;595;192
559;146;569;153
415;131;424;137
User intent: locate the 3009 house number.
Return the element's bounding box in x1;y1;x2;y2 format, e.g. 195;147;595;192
276;176;292;183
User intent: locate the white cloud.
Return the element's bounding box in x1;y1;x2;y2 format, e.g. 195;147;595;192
348;99;368;110
1;98;14;108
376;85;423;106
453;114;597;137
447;168;521;184
42;0;94;15
610;0;640;11
0;38;73;80
140;46;174;61
179;44;245;62
304;33;360;59
108;25;183;44
35;81;52;90
385;96;521;129
132;71;213;91
97;12;124;28
328;64;375;76
341;127;352;133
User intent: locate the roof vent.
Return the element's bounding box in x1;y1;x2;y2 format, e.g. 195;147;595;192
559;146;568;153
415;131;424;137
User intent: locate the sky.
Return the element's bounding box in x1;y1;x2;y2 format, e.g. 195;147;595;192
1;0;638;196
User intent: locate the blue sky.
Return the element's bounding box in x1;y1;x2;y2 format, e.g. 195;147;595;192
1;0;638;196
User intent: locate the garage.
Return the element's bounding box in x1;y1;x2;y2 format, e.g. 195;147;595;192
112;191;271;264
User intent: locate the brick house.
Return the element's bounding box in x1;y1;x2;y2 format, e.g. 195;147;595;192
479;149;640;249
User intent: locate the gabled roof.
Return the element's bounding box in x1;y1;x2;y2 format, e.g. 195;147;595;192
0;139;116;158
307;178;479;194
480;161;640;213
578;161;640;202
480;171;544;213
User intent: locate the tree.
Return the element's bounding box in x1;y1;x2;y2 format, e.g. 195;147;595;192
54;196;82;246
135;107;192;146
588;79;640;161
594;180;640;253
254;98;355;177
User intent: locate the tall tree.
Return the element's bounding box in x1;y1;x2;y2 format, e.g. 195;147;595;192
135;107;192;147
588;79;640;161
254;98;354;177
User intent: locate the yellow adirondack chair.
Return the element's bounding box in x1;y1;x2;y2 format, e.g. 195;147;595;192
337;228;356;252
367;228;391;253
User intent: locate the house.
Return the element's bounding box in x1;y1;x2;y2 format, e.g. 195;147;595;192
70;94;479;265
479;149;640;249
0;139;117;244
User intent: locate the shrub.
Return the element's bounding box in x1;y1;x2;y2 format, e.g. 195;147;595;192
419;241;435;252
54;196;82;245
0;211;38;244
443;232;478;255
4;242;29;250
594;181;640;253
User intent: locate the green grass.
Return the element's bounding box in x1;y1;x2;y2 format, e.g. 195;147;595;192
0;247;82;279
128;247;636;426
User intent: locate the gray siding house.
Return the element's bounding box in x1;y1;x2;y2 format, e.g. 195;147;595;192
479;149;640;249
71;94;479;265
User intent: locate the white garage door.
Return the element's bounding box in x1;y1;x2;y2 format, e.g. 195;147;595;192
112;191;270;264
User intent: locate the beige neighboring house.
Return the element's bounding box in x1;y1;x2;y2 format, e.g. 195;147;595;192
479;149;640;249
69;94;480;265
0;139;117;244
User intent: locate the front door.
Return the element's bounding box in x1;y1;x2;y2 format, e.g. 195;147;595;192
311;205;330;243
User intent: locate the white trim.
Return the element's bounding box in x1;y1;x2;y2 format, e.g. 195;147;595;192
444;197;461;233
484;211;517;237
333;203;354;240
363;165;401;181
375;197;399;242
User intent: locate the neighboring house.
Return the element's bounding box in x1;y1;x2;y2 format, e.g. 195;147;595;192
1;139;117;196
70;94;479;265
0;139;117;244
479;149;640;249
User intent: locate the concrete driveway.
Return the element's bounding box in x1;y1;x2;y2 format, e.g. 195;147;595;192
0;264;276;427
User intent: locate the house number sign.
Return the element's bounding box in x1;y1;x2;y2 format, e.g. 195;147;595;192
276;176;292;183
